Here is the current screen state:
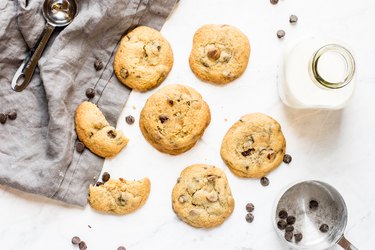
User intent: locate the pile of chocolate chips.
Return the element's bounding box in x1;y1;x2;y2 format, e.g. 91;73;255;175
277;200;330;243
277;210;301;243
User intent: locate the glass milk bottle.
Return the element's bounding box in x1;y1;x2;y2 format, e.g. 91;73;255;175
278;38;356;109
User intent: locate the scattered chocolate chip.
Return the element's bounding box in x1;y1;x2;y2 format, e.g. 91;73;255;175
125;115;135;125
277;30;286;39
284;231;293;242
277;220;287;230
246;203;255;212
88;225;91;228
289;15;298;24
102;172;110;182
76;142;85;153
95;181;104;186
85;88;95;99
285;225;294;232
117;247;126;250
287;216;296;225
260;177;270;186
270;0;279;5
159;115;169;123
283;154;292;164
319;224;329;233
309;200;319;210
0;113;7;124
241;148;255;157
7;111;17;120
71;236;81;245
245;213;254;223
94;59;103;71
79;241;87;250
294;233;303;243
279;210;288;219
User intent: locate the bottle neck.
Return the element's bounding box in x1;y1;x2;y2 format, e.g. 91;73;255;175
310;44;355;89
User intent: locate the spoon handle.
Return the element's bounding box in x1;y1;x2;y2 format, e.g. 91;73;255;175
11;24;55;92
337;235;358;250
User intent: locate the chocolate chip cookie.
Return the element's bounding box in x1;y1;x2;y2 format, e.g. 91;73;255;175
89;178;151;215
220;113;286;178
139;84;211;155
172;164;235;228
75;101;128;158
189;24;250;84
114;26;174;92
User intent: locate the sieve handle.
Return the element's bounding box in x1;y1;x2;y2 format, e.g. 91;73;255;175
337;235;358;250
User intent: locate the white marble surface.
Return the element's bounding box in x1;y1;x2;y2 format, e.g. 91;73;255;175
1;0;375;249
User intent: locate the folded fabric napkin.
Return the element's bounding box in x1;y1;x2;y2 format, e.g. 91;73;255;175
0;0;177;206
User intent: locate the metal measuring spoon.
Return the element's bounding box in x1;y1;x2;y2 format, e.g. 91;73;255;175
11;0;78;92
273;180;358;250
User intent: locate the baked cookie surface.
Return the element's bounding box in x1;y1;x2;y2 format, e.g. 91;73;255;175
220;113;286;178
89;178;151;215
172;164;235;228
114;26;174;92
189;24;250;84
139;84;211;155
75;101;128;158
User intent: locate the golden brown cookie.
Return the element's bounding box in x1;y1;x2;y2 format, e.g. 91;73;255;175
75;101;128;158
172;164;235;228
220;113;286;178
189;24;250;84
89;178;151;215
139;84;211;155
114;26;174;92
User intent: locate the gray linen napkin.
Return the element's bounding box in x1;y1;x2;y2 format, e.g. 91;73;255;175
0;0;177;206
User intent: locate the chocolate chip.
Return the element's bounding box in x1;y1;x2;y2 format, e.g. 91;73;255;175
287;216;296;225
95;181;104;186
156;45;161;51
277;220;287;230
167;99;174;106
0;113;7;124
79;241;87;250
125;115;135;125
102;172;110;182
178;195;187;203
76;142;85;153
319;224;329;233
309;200;319;210
283;154;292;164
159;115;169;123
94;59;103;71
107;130;117;138
277;30;286;39
241;148;255;157
245;213;254;223
260;177;269;186
270;0;279;4
117;247;126;250
120;69;129;78
207;48;221;60
289;15;298;24
279;210;288;219
284;231;293;242
85;88;95;99
71;236;81;245
285;225;294;232
246;203;255;212
7;111;17;120
294;233;303;243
